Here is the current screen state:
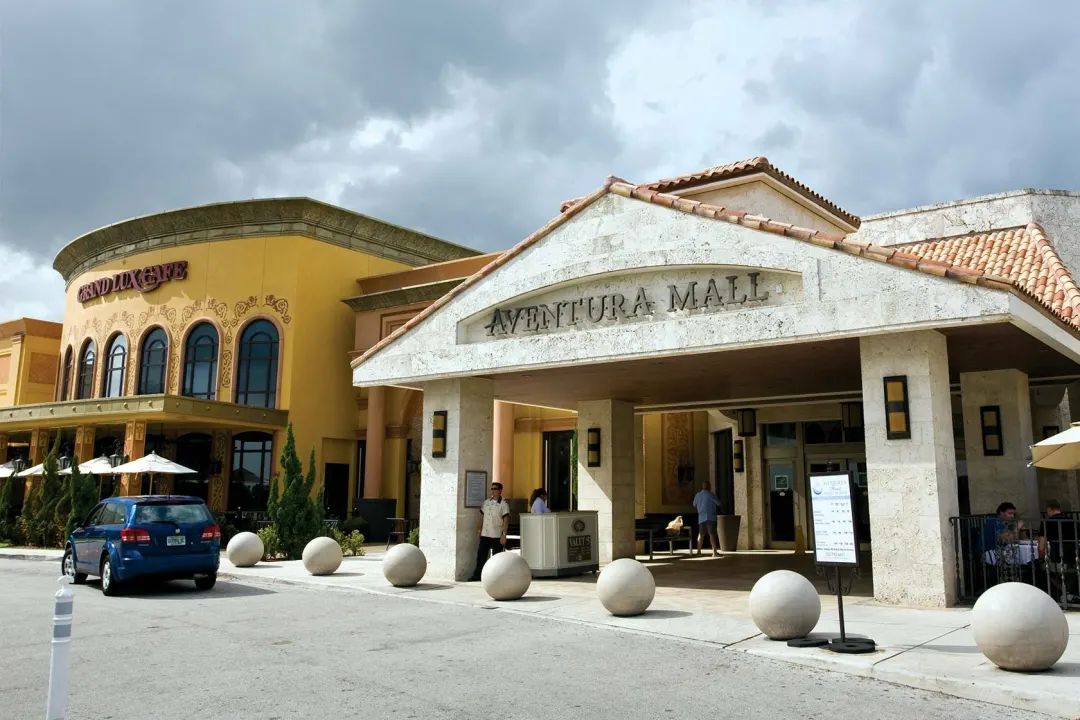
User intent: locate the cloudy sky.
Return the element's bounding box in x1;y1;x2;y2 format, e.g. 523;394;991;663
1;0;1077;321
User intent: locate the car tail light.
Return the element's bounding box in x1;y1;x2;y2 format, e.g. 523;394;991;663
202;524;221;541
120;528;150;544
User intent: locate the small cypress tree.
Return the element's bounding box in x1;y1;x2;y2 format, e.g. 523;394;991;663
67;459;97;539
308;447;326;535
34;437;63;547
18;476;40;545
274;424;318;559
0;477;14;542
266;473;281;525
54;457;74;546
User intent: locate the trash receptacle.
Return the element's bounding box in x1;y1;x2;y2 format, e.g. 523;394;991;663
718;515;741;552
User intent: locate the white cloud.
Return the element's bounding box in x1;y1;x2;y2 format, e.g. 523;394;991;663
0;245;66;321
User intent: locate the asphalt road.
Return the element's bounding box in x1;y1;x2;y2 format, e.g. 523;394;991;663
0;559;1049;720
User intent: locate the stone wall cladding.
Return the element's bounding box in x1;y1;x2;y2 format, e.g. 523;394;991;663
355;193;1011;386
576;399;636;563
860;330;959;607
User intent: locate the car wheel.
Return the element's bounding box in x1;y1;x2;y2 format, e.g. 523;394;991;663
100;555;121;597
62;547;87;585
194;573;217;591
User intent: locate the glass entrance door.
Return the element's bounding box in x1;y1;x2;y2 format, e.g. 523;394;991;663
543;430;574;511
767;460;797;547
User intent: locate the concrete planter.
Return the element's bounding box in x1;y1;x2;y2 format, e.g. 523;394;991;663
718;515;741;552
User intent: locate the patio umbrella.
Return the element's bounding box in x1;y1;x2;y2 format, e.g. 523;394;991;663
60;456;118;476
109;452;196;495
1029;424;1080;470
16;463;45;477
0;461;14;479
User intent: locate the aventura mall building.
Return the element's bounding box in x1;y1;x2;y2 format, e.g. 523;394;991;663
3;156;1079;607
351;157;1080;608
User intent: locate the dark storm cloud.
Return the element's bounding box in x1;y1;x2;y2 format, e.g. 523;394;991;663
0;0;649;259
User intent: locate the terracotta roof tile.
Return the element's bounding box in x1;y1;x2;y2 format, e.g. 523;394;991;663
640;156;862;230
353;184;1080;369
897;223;1080;329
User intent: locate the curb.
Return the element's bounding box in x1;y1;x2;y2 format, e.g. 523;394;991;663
0;551;62;563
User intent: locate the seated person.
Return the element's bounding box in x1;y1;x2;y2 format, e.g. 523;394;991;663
530;488;551;514
1038;500;1078;602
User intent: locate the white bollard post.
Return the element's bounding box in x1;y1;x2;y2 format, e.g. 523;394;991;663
45;576;74;720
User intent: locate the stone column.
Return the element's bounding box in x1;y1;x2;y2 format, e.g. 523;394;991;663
120;421;146;495
364;386;386;499
207;430;230;512
385;424;409;516
26;428;51;497
493;401;515;494
0;433;8;465
860;330;958;607
576;399;636;564
960;370;1039;516
420;377;494;581
73;426;95;466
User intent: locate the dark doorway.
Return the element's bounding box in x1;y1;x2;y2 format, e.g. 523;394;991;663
175;433;212;501
712;429;735;515
405;438;420;520
355;440;367;502
543;430;574;512
324;463;350;521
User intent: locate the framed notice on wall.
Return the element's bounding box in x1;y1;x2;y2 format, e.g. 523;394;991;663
807;471;860;567
464;470;489;508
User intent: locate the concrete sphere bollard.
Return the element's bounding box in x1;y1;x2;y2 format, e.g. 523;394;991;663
749;570;821;640
382;543;427;587
972;582;1069;671
225;531;264;567
481;552;532;601
302;536;343;576
597;558;655;616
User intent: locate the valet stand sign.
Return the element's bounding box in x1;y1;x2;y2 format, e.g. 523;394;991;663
789;471;876;654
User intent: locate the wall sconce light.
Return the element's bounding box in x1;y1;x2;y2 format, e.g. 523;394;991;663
431;411;448;458
883;376;911;440
733;440;744;473
210;460;223;476
981;405;1003;456
586;427;601;467
736;409;757;438
13;457;25;473
841;401;865;442
1043;425;1060;440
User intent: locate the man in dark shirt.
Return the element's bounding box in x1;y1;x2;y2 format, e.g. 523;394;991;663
982;502;1023;582
1038;500;1078;602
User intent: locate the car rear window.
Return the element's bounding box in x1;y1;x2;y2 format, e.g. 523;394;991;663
134;503;213;525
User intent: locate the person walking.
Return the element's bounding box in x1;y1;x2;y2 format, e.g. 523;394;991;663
470;481;510;581
693;481;722;557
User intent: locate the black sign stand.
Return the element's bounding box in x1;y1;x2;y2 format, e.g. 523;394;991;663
787;470;875;655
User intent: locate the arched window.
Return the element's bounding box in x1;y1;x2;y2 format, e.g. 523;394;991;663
101;335;128;398
137;328;168;395
182;323;218;400
60;347;73;400
230;431;273;510
235;320;279;408
76;340;96;400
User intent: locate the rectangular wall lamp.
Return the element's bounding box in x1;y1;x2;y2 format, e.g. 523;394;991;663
431;410;448;458
733;440;744;473
586;427;601;467
736;409;757;438
981;405;1003;456
883;376;911;440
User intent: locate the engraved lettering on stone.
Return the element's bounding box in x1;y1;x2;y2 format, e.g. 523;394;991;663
669;282;699;312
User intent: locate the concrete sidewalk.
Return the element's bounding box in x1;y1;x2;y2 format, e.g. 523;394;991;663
6;546;1078;717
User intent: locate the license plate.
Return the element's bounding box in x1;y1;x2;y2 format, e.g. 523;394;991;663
167;536;186;547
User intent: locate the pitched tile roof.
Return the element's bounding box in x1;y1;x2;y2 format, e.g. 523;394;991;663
353;180;1080;368
898;224;1080;328
640;156;862;230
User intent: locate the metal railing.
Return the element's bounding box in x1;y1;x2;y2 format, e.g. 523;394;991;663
950;515;1078;610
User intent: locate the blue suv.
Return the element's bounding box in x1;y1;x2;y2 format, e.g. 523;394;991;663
63;496;221;596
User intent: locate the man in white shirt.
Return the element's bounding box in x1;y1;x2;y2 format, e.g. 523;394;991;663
470;481;510;581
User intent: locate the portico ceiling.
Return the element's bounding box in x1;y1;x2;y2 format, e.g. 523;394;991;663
487;323;1080;411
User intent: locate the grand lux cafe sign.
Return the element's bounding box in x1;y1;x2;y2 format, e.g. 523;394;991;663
482;270;780;337
77;261;188;303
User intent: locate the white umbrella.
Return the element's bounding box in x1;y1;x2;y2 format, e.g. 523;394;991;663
110;453;196;475
16;463;45;477
0;461;14;479
1030;423;1080;470
60;456;118;476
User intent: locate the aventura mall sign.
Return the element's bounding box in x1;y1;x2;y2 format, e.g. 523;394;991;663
476;267;800;339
